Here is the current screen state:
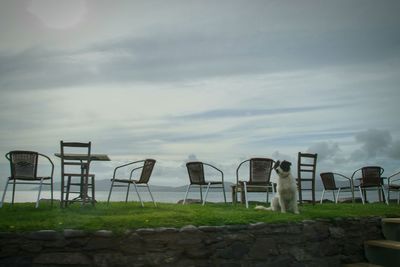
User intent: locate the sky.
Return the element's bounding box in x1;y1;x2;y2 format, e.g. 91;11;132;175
0;0;400;187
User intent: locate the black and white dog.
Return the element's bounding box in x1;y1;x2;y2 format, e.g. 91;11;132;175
255;160;299;214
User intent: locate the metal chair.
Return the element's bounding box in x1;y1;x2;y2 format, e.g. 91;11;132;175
236;158;275;208
351;166;387;205
1;151;54;208
297;152;318;205
107;159;157;207
60;141;95;207
386;170;400;204
183;161;226;205
319;172;354;204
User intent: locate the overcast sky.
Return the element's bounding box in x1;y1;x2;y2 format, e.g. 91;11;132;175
1;0;400;187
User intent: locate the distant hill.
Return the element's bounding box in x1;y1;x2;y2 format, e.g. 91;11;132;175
45;180;236;192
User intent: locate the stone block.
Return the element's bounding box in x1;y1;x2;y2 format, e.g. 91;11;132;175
33;252;91;265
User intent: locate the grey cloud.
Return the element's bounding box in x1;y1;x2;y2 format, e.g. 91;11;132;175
1;26;400;91
176;104;344;120
388;140;400;159
307;142;340;161
354;129;392;158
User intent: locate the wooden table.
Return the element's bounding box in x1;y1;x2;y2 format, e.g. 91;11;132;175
54;153;110;207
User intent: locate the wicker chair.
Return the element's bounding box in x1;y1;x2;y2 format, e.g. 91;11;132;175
351;166;386;204
183;161;226;205
1;151;54;208
386;170;400;204
319;172;353;204
236;158;275;208
107;159;157;207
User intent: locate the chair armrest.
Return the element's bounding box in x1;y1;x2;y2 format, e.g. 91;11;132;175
38;153;55;179
387;171;400;184
112;160;145;179
129;166;144;180
236;159;250;184
333;172;353;187
203;163;224;183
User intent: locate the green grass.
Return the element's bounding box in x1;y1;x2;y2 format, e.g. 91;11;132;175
0;202;399;233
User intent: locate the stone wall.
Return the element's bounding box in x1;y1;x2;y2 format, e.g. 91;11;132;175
0;217;383;267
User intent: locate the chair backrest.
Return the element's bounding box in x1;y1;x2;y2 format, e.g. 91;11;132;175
138;159;156;183
297;152;318;180
186;162;206;185
361;166;384;186
60;141;92;175
249;158;274;184
6;151;39;180
320;172;337;190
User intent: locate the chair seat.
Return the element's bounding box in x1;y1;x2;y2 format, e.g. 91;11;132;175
9;176;52;181
112;178;146;184
338;186;352;190
388;184;400;189
359;183;383;188
64;173;95;177
192;181;223;185
238;181;272;186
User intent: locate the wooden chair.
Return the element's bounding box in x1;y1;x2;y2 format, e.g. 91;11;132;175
60;141;95;207
352;166;386;204
1;151;54;208
183;161;226;205
236;158;275;208
297;152;318;205
319;172;353;203
107;159;157;207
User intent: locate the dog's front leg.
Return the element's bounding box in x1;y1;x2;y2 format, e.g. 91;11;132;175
292;201;299;214
279;198;287;213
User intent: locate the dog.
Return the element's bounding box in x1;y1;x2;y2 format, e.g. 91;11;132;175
255;160;299;214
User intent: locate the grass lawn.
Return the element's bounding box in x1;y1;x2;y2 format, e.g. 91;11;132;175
0;202;399;233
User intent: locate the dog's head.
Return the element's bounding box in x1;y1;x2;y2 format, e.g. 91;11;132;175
274;160;292;178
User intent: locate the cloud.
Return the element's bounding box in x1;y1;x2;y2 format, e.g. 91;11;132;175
307;142;341;161
2;24;400;92
388;140;400;159
353;129;392;158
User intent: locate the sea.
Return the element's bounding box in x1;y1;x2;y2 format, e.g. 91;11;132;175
1;189;386;204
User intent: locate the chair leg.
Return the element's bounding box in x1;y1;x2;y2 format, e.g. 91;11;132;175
203;182;211;206
147;185;157;207
244;182;249;209
183;185;191;205
320;189;325;204
66;176;71;207
0;179;10;208
107;180;115;204
36;178;44;208
359;186;365;204
125;182;131;203
336;189;341;204
222;184;227;204
11;180;16;206
381;185;388;205
397;191;400;204
51;178;54;207
133;182;144;207
91;176;95;206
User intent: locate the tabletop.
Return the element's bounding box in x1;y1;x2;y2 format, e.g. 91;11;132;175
54;153;110;161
